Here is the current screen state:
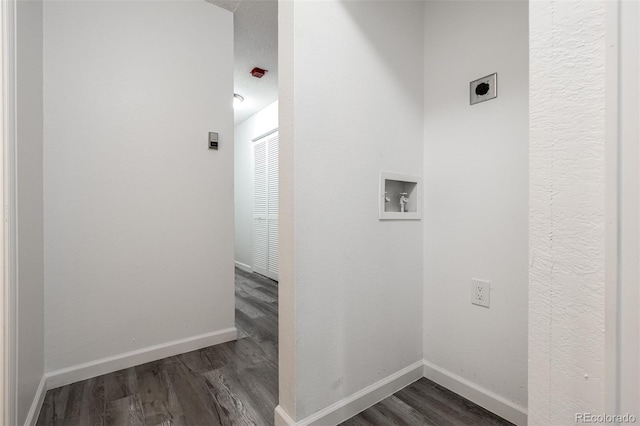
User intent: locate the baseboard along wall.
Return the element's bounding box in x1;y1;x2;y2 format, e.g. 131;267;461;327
23;375;47;426
234;261;253;273
45;327;237;390
274;361;424;426
29;335;528;426
275;360;528;426
422;359;527;426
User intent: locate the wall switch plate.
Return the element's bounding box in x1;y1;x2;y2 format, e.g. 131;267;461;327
470;73;497;105
471;278;490;308
208;132;219;150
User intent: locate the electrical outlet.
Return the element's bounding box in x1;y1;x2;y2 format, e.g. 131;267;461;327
471;279;490;308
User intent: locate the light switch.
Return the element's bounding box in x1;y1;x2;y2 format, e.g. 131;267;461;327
209;132;219;150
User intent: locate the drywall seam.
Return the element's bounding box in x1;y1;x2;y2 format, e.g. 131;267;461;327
423;360;527;426
45;327;237;390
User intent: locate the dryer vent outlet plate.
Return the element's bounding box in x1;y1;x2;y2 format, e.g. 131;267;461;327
470;73;497;105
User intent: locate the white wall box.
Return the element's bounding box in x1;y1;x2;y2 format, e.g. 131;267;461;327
379;172;422;220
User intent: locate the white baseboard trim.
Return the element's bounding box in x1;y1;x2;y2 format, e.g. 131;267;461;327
423;359;527;426
275;405;296;426
45;327;238;390
23;374;47;426
281;360;423;426
234;261;252;273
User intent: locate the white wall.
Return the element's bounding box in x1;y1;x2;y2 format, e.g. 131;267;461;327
422;0;528;418
234;101;278;270
279;1;424;421
16;0;45;423
43;1;235;373
529;1;608;424
277;0;296;419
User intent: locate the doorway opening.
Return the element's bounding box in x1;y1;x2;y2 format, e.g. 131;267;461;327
213;0;280;419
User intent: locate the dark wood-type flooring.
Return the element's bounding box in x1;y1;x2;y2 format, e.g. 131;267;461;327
340;378;513;426
37;268;513;426
36;268;278;426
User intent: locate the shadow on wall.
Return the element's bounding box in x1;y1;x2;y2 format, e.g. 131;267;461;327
339;0;423;115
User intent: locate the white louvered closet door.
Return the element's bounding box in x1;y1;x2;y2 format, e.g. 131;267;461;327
253;131;279;281
253;139;269;278
267;133;279;279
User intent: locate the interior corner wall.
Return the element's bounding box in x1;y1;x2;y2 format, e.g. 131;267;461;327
529;1;608;424
282;1;425;421
422;0;529;413
16;0;45;423
43;1;235;373
234;101;278;270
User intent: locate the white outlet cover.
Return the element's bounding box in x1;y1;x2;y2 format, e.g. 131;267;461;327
471;278;490;308
470;73;497;105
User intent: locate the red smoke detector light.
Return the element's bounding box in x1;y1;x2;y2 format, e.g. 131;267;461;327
250;67;268;78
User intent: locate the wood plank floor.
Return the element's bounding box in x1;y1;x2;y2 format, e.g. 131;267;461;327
37;268;278;426
37;268;513;426
341;378;513;426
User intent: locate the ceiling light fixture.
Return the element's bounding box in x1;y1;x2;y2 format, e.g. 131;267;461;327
233;93;245;107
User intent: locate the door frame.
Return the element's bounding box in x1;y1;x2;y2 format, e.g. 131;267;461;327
605;0;640;416
1;0;17;423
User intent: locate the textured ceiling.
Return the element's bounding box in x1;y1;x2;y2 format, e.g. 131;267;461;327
208;0;278;125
